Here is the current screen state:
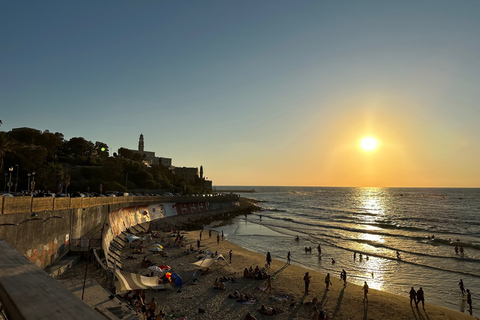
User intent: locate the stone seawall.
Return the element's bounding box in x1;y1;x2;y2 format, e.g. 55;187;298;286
0;196;257;270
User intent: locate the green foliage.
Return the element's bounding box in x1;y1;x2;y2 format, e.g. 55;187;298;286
1;128;211;194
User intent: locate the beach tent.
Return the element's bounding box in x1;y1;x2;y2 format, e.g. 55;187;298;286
192;254;234;275
170;273;183;287
115;270;173;291
147;266;166;275
125;234;145;244
149;247;163;253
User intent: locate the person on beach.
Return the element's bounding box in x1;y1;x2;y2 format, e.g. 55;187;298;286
363;281;369;302
221;230;224;240
459;279;465;295
199;230;202;240
217;234;220;245
266;252;272;268
341;269;347;286
244;312;257;320
311;306;320;320
325;273;332;290
317;244;322;255
209;229;212;238
229;249;233;263
409;287;417;306
287;251;291;264
416;287;425;310
466;289;472;315
266;274;272;293
304;272;311;294
197;239;200;249
148;297;157;317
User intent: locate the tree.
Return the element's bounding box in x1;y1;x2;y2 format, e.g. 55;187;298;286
0;132;20;173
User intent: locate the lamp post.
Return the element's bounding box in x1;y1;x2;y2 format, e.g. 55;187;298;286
27;173;31;192
31;171;36;192
8;167;13;193
14;164;19;193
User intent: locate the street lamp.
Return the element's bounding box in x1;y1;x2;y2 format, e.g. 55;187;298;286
8;167;13;193
14;164;19;193
31;171;36;192
27;173;31;192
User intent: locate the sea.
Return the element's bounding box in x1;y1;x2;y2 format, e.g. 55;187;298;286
210;186;479;316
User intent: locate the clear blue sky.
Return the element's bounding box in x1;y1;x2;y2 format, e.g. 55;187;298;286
2;1;480;187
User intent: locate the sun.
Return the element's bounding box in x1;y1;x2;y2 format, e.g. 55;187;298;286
360;137;378;151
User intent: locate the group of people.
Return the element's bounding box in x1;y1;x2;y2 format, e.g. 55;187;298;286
244;265;270;280
122;292;164;320
458;279;473;315
409;287;426;310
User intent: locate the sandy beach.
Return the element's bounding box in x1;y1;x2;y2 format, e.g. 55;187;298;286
89;226;475;320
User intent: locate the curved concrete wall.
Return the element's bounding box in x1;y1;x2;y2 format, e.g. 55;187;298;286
0;195;240;270
101;200;240;268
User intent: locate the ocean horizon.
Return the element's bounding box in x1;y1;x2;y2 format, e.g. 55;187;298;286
211;186;479;316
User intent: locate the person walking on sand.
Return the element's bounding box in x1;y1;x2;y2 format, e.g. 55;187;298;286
459;279;465;295
217;234;220;245
325;273;332;291
229;250;233;263
467;289;472;315
266;252;272;268
416;287;425;310
287;251;291;265
317;244;322;255
304;272;311;294
409;287;417;307
199;230;202;241
209;229;212;238
341;269;347;286
221;230;224;240
363;281;369;302
266;274;272;293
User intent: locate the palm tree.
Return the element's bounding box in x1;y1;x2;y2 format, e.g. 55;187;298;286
0;133;20;173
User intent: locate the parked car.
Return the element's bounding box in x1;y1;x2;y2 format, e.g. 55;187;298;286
0;193;14;197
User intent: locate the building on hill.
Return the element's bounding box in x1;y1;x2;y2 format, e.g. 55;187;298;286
127;134;172;168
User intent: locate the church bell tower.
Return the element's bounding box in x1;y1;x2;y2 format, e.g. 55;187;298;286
138;134;144;152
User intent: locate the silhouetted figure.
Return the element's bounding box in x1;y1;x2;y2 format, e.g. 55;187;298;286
467;289;472;315
266;252;272;268
416;287;425;310
459;279;465;295
363;281;369;302
303;272;311;294
287;251;291;264
409;287;417;307
325;273;332;290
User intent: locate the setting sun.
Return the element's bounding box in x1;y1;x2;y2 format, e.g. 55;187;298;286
360;137;378;151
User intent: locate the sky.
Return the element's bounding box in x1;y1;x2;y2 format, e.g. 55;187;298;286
1;0;480;187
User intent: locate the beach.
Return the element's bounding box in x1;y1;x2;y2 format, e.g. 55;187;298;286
59;224;475;320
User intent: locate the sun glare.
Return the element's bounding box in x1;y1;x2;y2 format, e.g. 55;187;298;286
360;137;378;151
